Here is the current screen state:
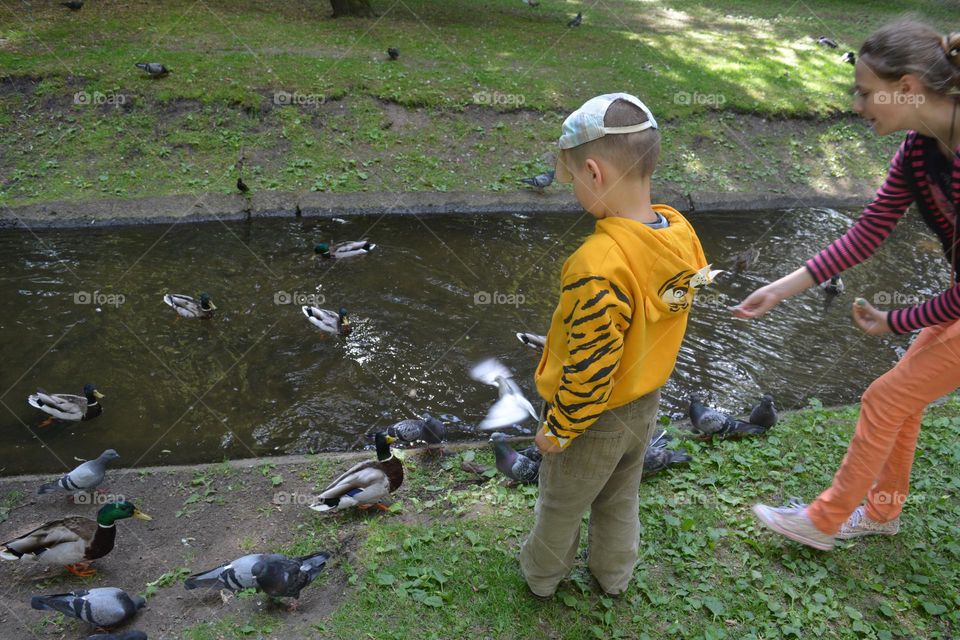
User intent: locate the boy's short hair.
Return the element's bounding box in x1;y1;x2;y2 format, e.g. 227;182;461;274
557;96;661;183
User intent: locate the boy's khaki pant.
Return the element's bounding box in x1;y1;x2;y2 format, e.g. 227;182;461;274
520;390;660;597
808;318;960;534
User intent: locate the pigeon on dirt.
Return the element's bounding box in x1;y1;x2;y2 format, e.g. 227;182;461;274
387;47;399;60
568;12;582;27
642;430;692;478
520;170;555;193
490;433;540;483
38;449;119;496
135;63;169;76
748;394;778;430
816;36;838;49
382;413;446;446
184;550;330;599
31;587;145;628
516;332;546;351
819;275;844;311
687;395;767;439
470;358;539;430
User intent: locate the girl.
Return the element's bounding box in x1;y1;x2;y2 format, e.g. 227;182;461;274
733;20;960;551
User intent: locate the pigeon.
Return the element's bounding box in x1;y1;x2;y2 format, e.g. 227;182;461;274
687;395;767;439
748;394;778;430
382;413;446;446
85;633;148;640
731;247;760;274
520;170;555;193
135;62;169;76
60;1;83;9
38;449;119;496
642;430;692;478
819;274;844;312
490;433;540;483
516;332;546;351
469;358;540;430
567;11;582;27
236;177;249;193
184;550;330;599
841;51;856;65
522;0;540;6
816;36;838;49
387;47;399;60
31;587;145;628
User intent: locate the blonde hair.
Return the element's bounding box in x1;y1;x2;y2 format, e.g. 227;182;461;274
564;99;661;180
860;18;960;96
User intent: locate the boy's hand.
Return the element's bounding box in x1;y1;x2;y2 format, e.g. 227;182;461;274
852;298;891;335
535;428;564;454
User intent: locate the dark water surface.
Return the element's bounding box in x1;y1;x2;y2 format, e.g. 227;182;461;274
0;209;947;475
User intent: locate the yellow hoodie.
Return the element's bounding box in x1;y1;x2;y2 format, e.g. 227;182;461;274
535;204;708;449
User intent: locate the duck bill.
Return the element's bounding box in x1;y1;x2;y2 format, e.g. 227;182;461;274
133;508;153;521
384;435;397;445
93;391;105;399
206;303;217;311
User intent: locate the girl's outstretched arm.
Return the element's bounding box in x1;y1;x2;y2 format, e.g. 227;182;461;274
731;267;816;319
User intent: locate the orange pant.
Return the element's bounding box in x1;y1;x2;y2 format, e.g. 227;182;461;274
807;318;960;535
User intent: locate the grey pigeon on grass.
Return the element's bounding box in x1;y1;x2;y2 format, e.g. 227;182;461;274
470;358;539;430
31;587;144;627
688;395;767;439
642;430;692;478
748;394;778;430
184;550;330;599
38;449;119;495
86;632;148;640
841;51;856;65
520;170;554;193
135;63;169;76
568;12;582;27
490;433;540;483
816;36;838;48
387;47;399;60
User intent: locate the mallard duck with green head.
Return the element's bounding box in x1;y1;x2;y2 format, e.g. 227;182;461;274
28;383;104;428
314;240;376;260
163;292;216;319
1;500;152;576
310;433;403;512
302;305;352;336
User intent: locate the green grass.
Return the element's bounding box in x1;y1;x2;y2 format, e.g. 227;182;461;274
1;0;949;206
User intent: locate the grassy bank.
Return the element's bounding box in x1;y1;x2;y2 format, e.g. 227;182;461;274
1;0;953;207
3;399;958;639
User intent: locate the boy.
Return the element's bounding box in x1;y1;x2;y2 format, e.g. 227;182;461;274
520;93;708;598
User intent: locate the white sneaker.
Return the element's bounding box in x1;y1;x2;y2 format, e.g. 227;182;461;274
752;499;835;551
836;506;900;539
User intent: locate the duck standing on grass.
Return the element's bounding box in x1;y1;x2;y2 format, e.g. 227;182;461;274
163;292;216;319
31;587;145;628
28;383;103;427
310;432;403;512
1;501;152;576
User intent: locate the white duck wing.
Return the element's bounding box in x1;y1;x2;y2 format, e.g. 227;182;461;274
301;306;338;331
28;392;85;420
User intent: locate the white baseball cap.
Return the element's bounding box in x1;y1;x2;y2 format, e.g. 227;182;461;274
556;92;658;182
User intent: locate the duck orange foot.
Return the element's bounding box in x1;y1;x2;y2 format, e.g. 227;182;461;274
65;562;96;577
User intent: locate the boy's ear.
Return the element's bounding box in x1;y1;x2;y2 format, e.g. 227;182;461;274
584;158;602;185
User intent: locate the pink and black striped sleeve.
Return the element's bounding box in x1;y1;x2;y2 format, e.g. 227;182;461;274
888;284;960;333
804;136;915;287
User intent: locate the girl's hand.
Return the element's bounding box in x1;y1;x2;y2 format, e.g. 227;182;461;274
535;428;563;454
852;298;891;335
731;286;781;319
